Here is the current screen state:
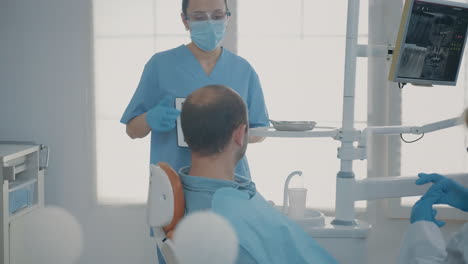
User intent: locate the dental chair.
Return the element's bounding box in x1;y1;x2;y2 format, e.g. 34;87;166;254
147;162;185;264
147;162;239;264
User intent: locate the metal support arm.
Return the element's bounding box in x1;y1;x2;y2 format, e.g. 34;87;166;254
358;116;461;148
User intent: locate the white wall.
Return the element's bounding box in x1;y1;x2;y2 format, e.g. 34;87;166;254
0;0;466;264
0;0;155;263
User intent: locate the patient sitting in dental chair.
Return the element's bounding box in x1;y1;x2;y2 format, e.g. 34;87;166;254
170;84;337;264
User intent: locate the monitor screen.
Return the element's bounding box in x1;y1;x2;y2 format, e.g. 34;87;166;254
389;0;468;86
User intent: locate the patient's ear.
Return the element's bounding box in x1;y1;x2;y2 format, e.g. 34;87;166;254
233;124;247;146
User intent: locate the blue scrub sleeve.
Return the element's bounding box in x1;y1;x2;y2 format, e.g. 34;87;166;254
120;62;158;124
247;70;270;128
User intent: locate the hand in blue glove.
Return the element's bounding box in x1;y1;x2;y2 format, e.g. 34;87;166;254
417;173;468;212
410;188;446;227
146;96;181;132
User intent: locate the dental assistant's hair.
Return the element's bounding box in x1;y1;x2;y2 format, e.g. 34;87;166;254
182;0;229;16
181;84;248;156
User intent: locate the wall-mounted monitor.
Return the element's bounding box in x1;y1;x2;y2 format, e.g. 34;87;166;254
389;0;468;86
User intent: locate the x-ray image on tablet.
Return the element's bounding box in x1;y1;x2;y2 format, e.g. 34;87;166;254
176;98;188;148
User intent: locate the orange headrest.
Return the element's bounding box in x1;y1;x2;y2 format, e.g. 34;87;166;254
158;162;185;239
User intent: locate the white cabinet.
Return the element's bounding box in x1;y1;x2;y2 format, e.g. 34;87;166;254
0;144;47;264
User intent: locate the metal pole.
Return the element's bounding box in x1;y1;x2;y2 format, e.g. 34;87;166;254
333;0;361;226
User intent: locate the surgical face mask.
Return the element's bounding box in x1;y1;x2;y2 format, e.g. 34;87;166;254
189;20;226;52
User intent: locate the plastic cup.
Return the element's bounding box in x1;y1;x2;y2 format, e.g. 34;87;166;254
288;188;307;219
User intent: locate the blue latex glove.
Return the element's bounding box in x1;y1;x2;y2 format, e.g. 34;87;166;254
417;173;468;212
146;96;181;132
410;189;446;227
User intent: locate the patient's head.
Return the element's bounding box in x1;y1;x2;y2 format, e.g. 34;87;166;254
181;85;248;162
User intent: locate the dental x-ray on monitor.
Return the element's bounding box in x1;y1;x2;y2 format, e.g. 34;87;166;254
389;0;468;86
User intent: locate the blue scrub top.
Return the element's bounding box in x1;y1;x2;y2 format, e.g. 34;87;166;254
121;45;269;178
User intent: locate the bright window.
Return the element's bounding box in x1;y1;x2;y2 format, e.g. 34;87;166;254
238;0;369;210
93;0;189;204
399;61;468;209
388;61;468;220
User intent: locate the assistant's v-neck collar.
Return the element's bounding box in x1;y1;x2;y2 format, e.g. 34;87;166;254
181;44;225;79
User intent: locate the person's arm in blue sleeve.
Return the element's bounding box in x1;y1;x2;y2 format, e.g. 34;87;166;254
121;62;156;138
246;70;269;143
121;61;180;139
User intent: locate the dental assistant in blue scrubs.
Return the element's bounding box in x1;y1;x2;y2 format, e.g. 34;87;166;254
121;0;269;179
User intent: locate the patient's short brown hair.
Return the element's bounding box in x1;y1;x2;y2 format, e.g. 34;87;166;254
181;85;247;156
